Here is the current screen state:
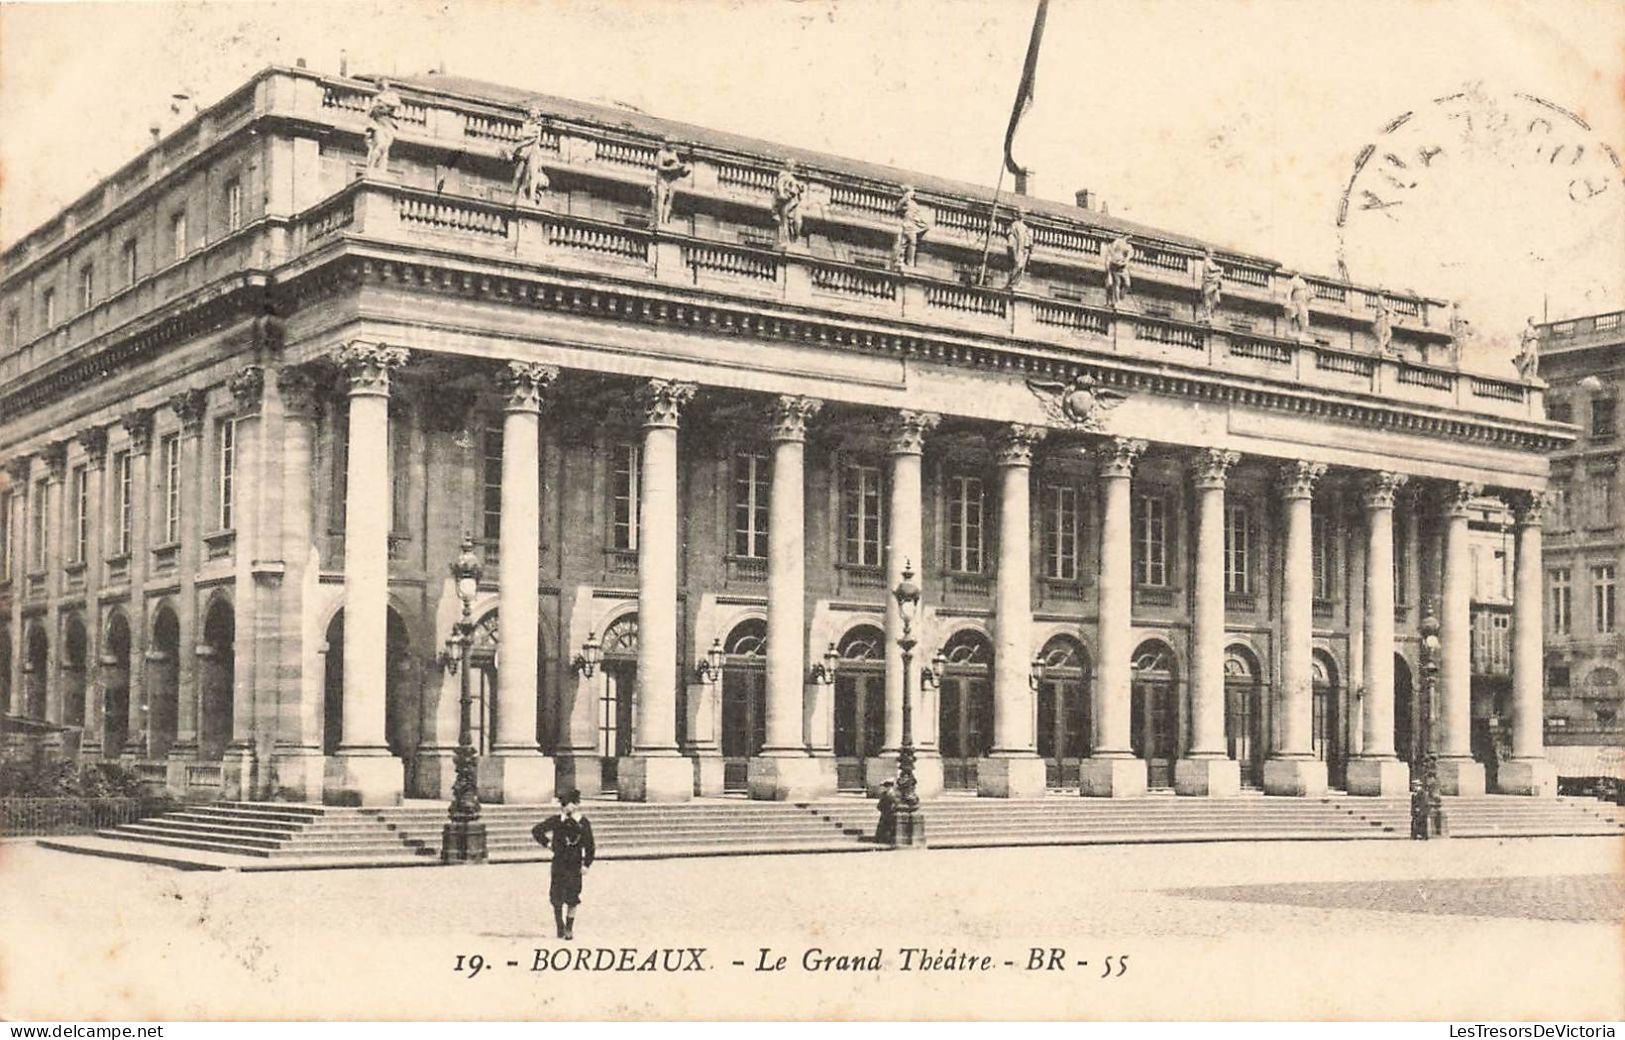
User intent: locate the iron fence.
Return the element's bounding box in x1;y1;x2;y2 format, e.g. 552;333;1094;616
0;797;175;837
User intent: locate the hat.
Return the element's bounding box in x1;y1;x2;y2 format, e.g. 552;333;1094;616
559;789;582;806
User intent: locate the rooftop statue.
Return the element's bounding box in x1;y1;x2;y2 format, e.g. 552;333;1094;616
774;160;805;243
1286;273;1313;338
653;141;692;226
1005;209;1034;289
1198;247;1224;322
1103;235;1133;308
365;81;403;173
1515;316;1541;380
1372;292;1395;356
894;186;931;268
511;104;552;206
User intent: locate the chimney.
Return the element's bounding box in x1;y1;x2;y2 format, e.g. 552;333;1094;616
1013;169;1034;197
339;49;349;78
1075;189;1098;211
296;57;307;69
149;124;162;145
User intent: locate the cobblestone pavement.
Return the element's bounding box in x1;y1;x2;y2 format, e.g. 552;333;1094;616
2;836;1620;1021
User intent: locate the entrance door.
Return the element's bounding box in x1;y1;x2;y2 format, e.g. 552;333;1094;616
1394;654;1415;763
1312;651;1343;789
832;625;886;791
720;620;768;793
1224;646;1266;787
1036;636;1091;787
1131;641;1178;789
939;629;994;790
599;660;636;791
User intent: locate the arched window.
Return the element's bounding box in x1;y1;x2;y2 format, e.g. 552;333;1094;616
837;625;886;663
1224;645;1265;786
601;614;639;658
722;619;768;791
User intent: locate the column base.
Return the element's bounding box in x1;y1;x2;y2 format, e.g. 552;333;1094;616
748;753;836;801
978;754;1049;798
1495;757;1558;797
863;753;944;799
1263;756;1328;797
165;749;197;800
691;753;725;797
1345;756;1411;797
220;745;258;801
1435;756;1486;796
1174;755;1242;797
478;752;556;804
411;748;456;801
323;751;404;806
617;754;694;803
269;749;327;802
553;753;604;800
1079;756;1148;798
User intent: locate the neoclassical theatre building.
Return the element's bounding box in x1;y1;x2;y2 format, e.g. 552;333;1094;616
0;67;1570;806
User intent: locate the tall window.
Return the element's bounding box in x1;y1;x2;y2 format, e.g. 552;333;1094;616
1551;568;1572;635
122;239;138;288
225;179;243;232
42;288;56;329
1550;485;1570;531
1547;397;1573;425
732;451;770;558
946;475;984;573
161;434;181;544
79;265;94;311
171;211;188;261
4;309;16;348
70;466;89;564
611;443;640;551
1311;510;1334;601
1224;504;1252;595
390;405;411;538
481;418;504;546
216;418;236;531
115;452;132;555
1594;565;1617;635
328;401;349;533
1133;493;1168;587
0;490;11;582
842;463;883;567
1043;483;1079;581
1592;397;1617;440
1588;473;1615;528
31;481;47;571
1393;514;1410;604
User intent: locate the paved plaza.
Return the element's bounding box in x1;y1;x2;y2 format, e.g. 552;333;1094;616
2;836;1620;1020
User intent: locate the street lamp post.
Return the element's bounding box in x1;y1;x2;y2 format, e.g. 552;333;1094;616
1412;605;1448;840
441;536;488;864
891;560;926;848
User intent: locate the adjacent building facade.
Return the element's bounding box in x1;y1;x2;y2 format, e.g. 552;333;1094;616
0;67;1570;806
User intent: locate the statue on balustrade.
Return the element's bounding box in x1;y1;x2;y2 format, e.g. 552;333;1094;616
1286;273;1313;338
1005;209;1034;289
1198;247;1224;321
1103;235;1134;308
1514;316;1541;380
1372;291;1395;356
653;140;692;226
511;103;552;206
365;80;403;174
774;160;805;243
1446;301;1470;367
894;186;931;268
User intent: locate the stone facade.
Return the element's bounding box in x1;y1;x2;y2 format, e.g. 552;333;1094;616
0;67;1570;805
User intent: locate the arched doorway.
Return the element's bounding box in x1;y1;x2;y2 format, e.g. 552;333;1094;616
199;599;235;760
1394;654;1415;762
148;606;180;759
23;621;48;721
939;629;994;790
61;614;88;729
470;611;500;754
1036;635;1091;788
321;607;413;760
1131;640;1178;788
597;614;638;790
720;618;767;793
102;611;132;757
1312;650;1343;788
832;624;886;792
1224;645;1266;787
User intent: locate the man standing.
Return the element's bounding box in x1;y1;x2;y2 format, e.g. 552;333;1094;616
533;789;596;940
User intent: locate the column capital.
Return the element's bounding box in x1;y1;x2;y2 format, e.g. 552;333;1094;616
499;361;561;413
1096;437;1147;479
1192;448;1240;490
4;456;31;483
120;407;157;454
768;395;824;443
1440;480;1484;518
79;426;110;467
636;379;697;429
168;388;208;434
276;366;324;420
1361;471;1409;510
333;342;409;397
229;365;266;414
42;440;69;481
1510;489;1551;528
885;410;941;456
994;423;1048;467
1277;460;1327;501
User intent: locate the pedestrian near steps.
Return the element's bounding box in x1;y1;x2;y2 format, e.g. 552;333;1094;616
533;789;596;940
874;779;898;845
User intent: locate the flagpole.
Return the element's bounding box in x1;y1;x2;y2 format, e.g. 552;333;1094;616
981;0;1049;288
976;167;1007;288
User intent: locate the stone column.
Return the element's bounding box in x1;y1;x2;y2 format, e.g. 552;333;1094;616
1436;480;1486;795
1081;436;1148;797
1499;491;1557;796
269;368;326;801
78;428;109;759
40;441;68;751
1176;448;1242;796
324;343;408;806
221;366;265;800
164;389;207;794
1347;471;1411;795
619;378;697;803
119;410;155;761
484;361;559;803
981;423;1048;798
750;394;830;800
866;409;941;797
1265;460;1329;796
4;459;30;729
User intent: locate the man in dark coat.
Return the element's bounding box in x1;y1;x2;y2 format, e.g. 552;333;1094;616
532;789;596;940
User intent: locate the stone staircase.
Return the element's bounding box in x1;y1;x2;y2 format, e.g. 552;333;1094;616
1325;794;1625;838
62;802;433;866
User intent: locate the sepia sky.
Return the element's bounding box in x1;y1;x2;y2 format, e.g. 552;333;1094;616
1;0;1621;371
